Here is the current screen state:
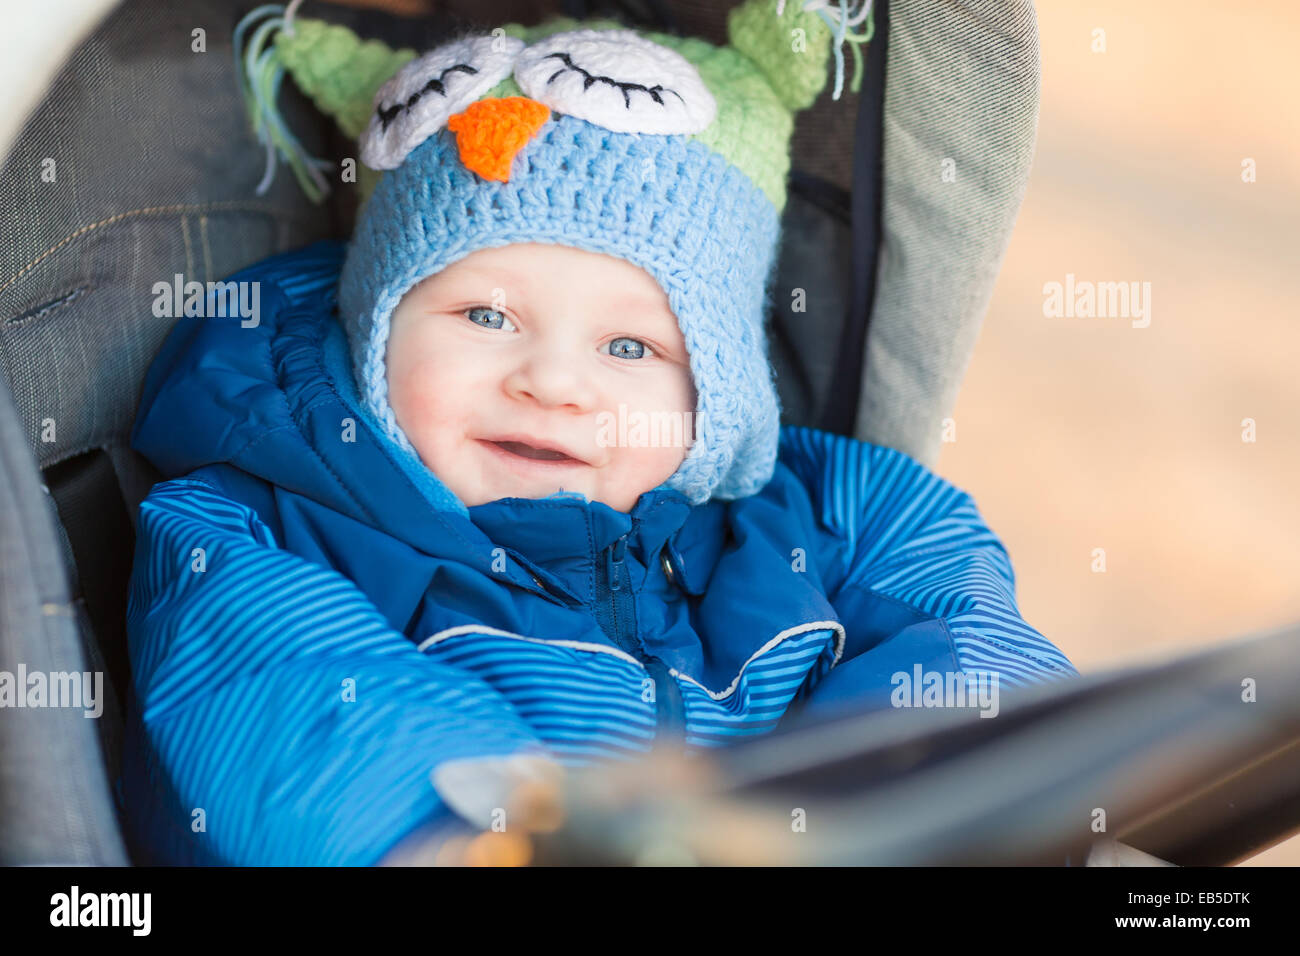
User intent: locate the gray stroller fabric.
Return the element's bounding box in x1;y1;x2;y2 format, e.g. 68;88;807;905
0;375;127;865
856;0;1040;466
0;0;334;495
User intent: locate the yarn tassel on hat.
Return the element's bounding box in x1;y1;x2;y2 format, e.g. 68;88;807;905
779;0;874;99
234;2;333;202
232;1;414;204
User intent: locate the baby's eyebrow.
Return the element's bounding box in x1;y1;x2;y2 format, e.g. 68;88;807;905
610;304;683;345
612;289;674;316
443;266;678;332
481;278;669;316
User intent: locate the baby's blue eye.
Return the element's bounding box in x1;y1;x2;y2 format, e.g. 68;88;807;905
608;336;651;360
464;309;651;360
466;306;515;331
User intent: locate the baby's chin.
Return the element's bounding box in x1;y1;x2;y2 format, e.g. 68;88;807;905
494;484;641;512
466;476;647;513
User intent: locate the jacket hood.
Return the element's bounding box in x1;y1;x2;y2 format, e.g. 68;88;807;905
131;240;725;598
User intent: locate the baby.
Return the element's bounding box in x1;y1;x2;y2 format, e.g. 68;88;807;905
121;1;1079;867
386;242;696;513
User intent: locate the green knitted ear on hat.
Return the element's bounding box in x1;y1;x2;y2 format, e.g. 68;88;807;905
728;0;834;111
637;0;873;212
271;19;413;141
234;8;575;206
273;18;418;205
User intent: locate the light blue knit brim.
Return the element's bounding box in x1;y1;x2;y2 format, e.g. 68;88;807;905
337;113;783;507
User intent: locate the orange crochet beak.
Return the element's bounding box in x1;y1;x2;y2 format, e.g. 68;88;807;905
447;96;552;183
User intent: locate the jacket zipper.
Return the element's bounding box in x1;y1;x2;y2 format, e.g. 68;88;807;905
600;532;685;743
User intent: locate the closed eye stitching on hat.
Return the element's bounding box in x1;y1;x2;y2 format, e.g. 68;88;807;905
377;63;479;132
541;51;684;110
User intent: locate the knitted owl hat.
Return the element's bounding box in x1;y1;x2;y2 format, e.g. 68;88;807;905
236;0;872;508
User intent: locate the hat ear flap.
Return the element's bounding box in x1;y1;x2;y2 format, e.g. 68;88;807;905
726;0;873;110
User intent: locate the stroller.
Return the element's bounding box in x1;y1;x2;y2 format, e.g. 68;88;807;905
1;0;1297;866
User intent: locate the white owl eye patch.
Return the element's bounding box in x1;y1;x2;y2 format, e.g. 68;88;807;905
538;51;687;111
376;62;480;132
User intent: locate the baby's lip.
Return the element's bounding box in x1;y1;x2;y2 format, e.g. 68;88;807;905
478;434;591;466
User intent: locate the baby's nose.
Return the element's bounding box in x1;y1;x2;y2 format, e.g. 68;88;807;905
447;97;551;183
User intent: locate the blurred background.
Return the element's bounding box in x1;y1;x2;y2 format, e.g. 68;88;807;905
937;1;1300;863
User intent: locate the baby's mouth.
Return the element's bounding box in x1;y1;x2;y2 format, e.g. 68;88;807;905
483;439;586;465
495;441;572;461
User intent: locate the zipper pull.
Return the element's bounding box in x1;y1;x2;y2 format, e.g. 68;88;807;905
607;534;628;592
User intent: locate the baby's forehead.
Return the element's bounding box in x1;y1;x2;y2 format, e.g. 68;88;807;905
424;242;646;282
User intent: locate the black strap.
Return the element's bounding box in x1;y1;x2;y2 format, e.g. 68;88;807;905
43;449;134;725
818;0;889;438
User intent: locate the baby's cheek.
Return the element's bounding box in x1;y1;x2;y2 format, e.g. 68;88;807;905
398;383;457;436
390;332;454;396
632;437;689;483
389;357;454;434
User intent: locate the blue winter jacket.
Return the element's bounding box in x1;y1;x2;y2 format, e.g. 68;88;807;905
120;240;1080;865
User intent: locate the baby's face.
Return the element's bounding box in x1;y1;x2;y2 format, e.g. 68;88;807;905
387;242;697;512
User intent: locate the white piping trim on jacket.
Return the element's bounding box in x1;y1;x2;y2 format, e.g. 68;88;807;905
419;620;847;703
418;624;643;667
669;620;846;700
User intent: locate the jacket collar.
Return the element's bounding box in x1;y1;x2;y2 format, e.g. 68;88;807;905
468;487;698;602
